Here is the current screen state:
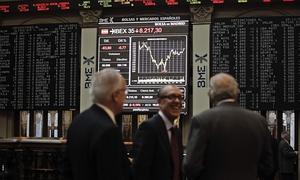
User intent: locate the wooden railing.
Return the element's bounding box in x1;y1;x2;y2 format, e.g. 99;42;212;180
0;138;66;180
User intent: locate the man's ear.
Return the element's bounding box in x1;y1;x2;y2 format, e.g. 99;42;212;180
111;91;118;102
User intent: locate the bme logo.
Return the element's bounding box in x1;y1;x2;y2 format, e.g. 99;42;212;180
83;56;95;88
195;53;208;88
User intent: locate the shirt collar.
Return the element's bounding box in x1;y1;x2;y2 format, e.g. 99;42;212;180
96;103;117;125
159;110;173;130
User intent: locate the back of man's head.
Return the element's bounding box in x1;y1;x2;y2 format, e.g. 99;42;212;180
209;73;240;105
90;68;122;104
281;131;289;141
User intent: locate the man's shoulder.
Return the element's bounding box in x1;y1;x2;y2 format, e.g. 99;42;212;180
279;139;289;147
192;105;262;122
146;114;161;122
76;105;98;117
138;114;162;130
192;107;219;119
189;109;217;127
73;106;114;128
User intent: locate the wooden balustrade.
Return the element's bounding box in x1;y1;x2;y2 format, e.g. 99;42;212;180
0;138;66;180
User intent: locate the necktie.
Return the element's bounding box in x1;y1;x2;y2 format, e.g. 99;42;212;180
170;127;180;180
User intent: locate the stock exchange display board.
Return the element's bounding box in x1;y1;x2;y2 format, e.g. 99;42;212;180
0;24;80;110
98;16;189;113
0;0;204;15
1;0;299;15
211;16;300;110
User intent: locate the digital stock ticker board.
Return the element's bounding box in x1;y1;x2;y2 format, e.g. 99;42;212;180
1;0;299;15
211;17;300;110
0;24;80;110
98;17;188;113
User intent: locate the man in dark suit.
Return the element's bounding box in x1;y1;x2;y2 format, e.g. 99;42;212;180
278;131;298;180
64;68;131;180
183;73;274;180
132;85;183;180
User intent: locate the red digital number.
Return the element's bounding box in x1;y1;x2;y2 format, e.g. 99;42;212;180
143;0;156;6
18;4;29;12
212;0;224;4
166;0;179;5
0;5;9;13
33;3;49;11
58;2;70;10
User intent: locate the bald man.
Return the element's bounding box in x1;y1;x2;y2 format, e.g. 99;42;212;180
183;73;274;180
132;85;183;180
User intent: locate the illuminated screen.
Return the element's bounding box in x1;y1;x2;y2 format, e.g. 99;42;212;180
1;0;299;14
0;24;80;110
98;16;189;113
0;1;73;14
0;0;207;14
81;0;207;8
211;17;300;110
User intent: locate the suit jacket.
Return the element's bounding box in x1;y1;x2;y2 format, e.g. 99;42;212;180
63;104;132;180
132;114;183;180
278;139;297;174
183;102;274;180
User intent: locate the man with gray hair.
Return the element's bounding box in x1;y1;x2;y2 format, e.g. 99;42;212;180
183;73;273;180
64;68;131;180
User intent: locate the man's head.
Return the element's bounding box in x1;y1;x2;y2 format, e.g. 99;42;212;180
281;131;290;141
157;85;182;122
90;68;127;115
208;73;240;105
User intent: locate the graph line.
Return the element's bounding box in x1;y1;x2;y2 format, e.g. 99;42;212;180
138;41;185;72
